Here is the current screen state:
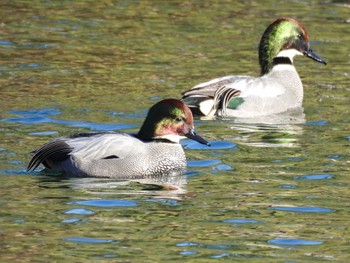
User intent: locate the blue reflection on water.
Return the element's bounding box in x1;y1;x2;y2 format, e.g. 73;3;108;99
185;171;202;177
211;253;230;259
0;169;30;175
9;108;61;117
176;242;199;247
28;131;59;136
2;108;136;131
327;154;344;159
182;140;236;150
0;40;13;45
269;206;334;213
213;164;233;171
180;251;197;255
306;120;328;126
206;244;233;250
64;208;94;215
68;199;138;207
187;159;221;167
268;238;323;246
62;218;81;223
18;63;41;69
223;219;260;224
294;174;333;180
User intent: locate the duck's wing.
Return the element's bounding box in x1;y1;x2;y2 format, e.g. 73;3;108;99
69;132;144;161
213;85;243;116
182;76;237;114
182;76;254;116
27;132;141;171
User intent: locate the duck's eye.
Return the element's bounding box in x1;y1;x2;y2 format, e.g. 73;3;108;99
175;117;183;122
297;33;303;39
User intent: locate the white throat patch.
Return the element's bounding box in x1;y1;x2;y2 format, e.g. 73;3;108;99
276;49;303;62
154;134;184;143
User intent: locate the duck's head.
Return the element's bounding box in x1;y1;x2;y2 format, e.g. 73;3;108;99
259;17;326;75
137;99;210;145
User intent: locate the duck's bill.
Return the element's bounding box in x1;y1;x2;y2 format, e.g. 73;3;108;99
186;129;210;146
304;48;327;65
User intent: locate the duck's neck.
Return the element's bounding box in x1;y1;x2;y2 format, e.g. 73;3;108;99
260;49;301;75
259;37;281;75
272;57;293;66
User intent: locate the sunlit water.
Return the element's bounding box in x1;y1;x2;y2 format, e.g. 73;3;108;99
1;1;349;262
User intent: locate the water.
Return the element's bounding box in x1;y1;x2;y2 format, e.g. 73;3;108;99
1;0;350;262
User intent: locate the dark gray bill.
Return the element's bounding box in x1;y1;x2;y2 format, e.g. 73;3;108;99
304;48;327;65
186;128;210;146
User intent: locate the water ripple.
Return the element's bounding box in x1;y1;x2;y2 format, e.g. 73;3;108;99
269;206;334;213
9;108;61;117
29;131;59;136
268;238;323;246
211;253;230;259
68;199;138;207
0;40;13;45
54;119;135;131
179;251;197;255
144;199;179;206
182;140;236;150
187;159;221;167
213;164;233;171
3;108;136;131
294;174;333;180
64;237;116;244
327;154;344;159
278;185;297;189
62;218;81;223
306;120;328;126
64;208;94;215
176;242;199;247
223;218;260;224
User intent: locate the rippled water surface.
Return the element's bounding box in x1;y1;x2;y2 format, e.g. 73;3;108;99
1;1;349;262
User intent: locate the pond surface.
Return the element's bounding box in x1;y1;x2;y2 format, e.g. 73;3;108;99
1;0;349;262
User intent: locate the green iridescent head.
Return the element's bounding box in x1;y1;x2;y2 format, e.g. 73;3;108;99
258;18;326;75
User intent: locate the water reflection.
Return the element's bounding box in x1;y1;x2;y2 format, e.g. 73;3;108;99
269;206;335;213
63;176;188;200
64;237;116;244
2;108;136;131
194;116;304;148
268;238;323;246
230;123;303;148
69;199;138;207
199;107;305;125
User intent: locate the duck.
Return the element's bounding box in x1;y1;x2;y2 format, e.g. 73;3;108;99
182;17;327;118
27;99;210;179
